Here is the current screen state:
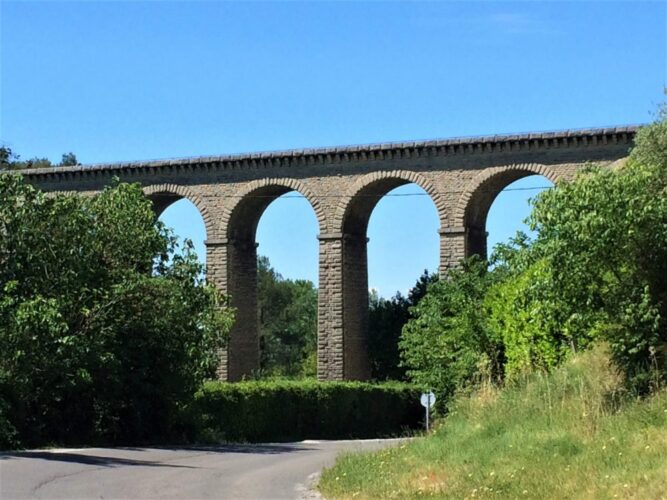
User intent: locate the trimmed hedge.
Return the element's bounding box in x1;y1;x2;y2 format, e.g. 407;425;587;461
189;380;422;443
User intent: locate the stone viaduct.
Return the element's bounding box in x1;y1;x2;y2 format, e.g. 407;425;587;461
21;126;637;381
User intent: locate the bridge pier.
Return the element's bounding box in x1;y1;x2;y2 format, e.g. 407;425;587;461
439;225;488;272
341;233;371;380
316;233;371;381
206;237;260;382
317;234;345;380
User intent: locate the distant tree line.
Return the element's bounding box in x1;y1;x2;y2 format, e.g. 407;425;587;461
257;256;318;378
368;271;437;381
257;257;438;381
0;145;78;170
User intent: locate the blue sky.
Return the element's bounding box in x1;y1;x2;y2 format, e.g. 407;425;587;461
2;1;665;296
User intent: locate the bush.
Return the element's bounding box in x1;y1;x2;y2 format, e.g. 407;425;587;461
190;380;422;442
399;258;503;410
484;255;596;379
0;176;233;448
368;271;437;381
400;111;667;397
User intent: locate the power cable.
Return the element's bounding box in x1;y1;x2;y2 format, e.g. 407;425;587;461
227;185;553;199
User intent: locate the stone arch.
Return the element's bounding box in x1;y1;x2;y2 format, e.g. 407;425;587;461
221;177;327;240
142;183;216;240
454;163;559;258
329;170;445;381
219;178;325;381
333;170;447;235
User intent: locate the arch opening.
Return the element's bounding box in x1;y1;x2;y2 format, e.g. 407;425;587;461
485;175;554;255
155;197;208;267
366;183;440;380
338;175;442;380
224;182;322;381
255;192;319;378
462;169;555;259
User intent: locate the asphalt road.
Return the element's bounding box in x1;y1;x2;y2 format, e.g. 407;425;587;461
0;439;402;499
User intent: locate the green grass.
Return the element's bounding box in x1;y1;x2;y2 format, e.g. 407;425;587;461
319;346;667;499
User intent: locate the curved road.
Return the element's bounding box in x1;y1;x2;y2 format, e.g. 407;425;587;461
1;439;402;499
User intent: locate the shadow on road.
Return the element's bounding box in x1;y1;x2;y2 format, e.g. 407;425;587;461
0;451;200;468
0;443;316;468
149;443;316;454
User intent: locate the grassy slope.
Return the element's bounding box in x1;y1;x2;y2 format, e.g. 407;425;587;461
319;347;667;499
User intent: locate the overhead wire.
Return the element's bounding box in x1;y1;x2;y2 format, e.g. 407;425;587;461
226;185;554;199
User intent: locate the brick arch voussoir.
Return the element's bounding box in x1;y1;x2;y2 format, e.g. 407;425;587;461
333;170;448;234
454;163;559;227
220;178;327;238
142;183;217;240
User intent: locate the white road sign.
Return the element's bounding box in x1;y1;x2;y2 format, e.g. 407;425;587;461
420;391;436;408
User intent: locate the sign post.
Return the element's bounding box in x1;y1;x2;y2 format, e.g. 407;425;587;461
420;391;436;432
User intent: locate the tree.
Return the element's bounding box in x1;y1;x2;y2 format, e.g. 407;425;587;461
60;152;78;166
0;146;32;170
0;146;79;170
399;258;503;406
368;271;438;381
257;256;318;377
521;115;667;391
0;175;233;448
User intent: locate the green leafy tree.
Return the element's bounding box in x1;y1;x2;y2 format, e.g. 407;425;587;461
368;271;437;381
523;117;667;391
60;152;78;166
399;258;504;407
257;256;318;377
0;175;233;448
0;146;35;170
0;146;79;170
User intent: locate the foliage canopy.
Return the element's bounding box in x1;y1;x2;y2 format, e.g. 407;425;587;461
0;176;233;448
257;255;318;378
399;111;667;404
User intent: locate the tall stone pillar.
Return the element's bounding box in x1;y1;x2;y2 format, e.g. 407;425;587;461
317;233;345;380
205;237;260;381
317;232;371;381
226;238;261;381
205;238;230;380
439;227;467;274
439;226;488;274
341;234;371;380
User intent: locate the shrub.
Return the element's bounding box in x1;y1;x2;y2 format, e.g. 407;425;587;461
399;258;503;411
526;131;667;391
0;176;234;448
485;256;596;379
368;271;438;381
189;380;422;442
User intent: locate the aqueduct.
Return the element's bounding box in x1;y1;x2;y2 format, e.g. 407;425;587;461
21;127;637;381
